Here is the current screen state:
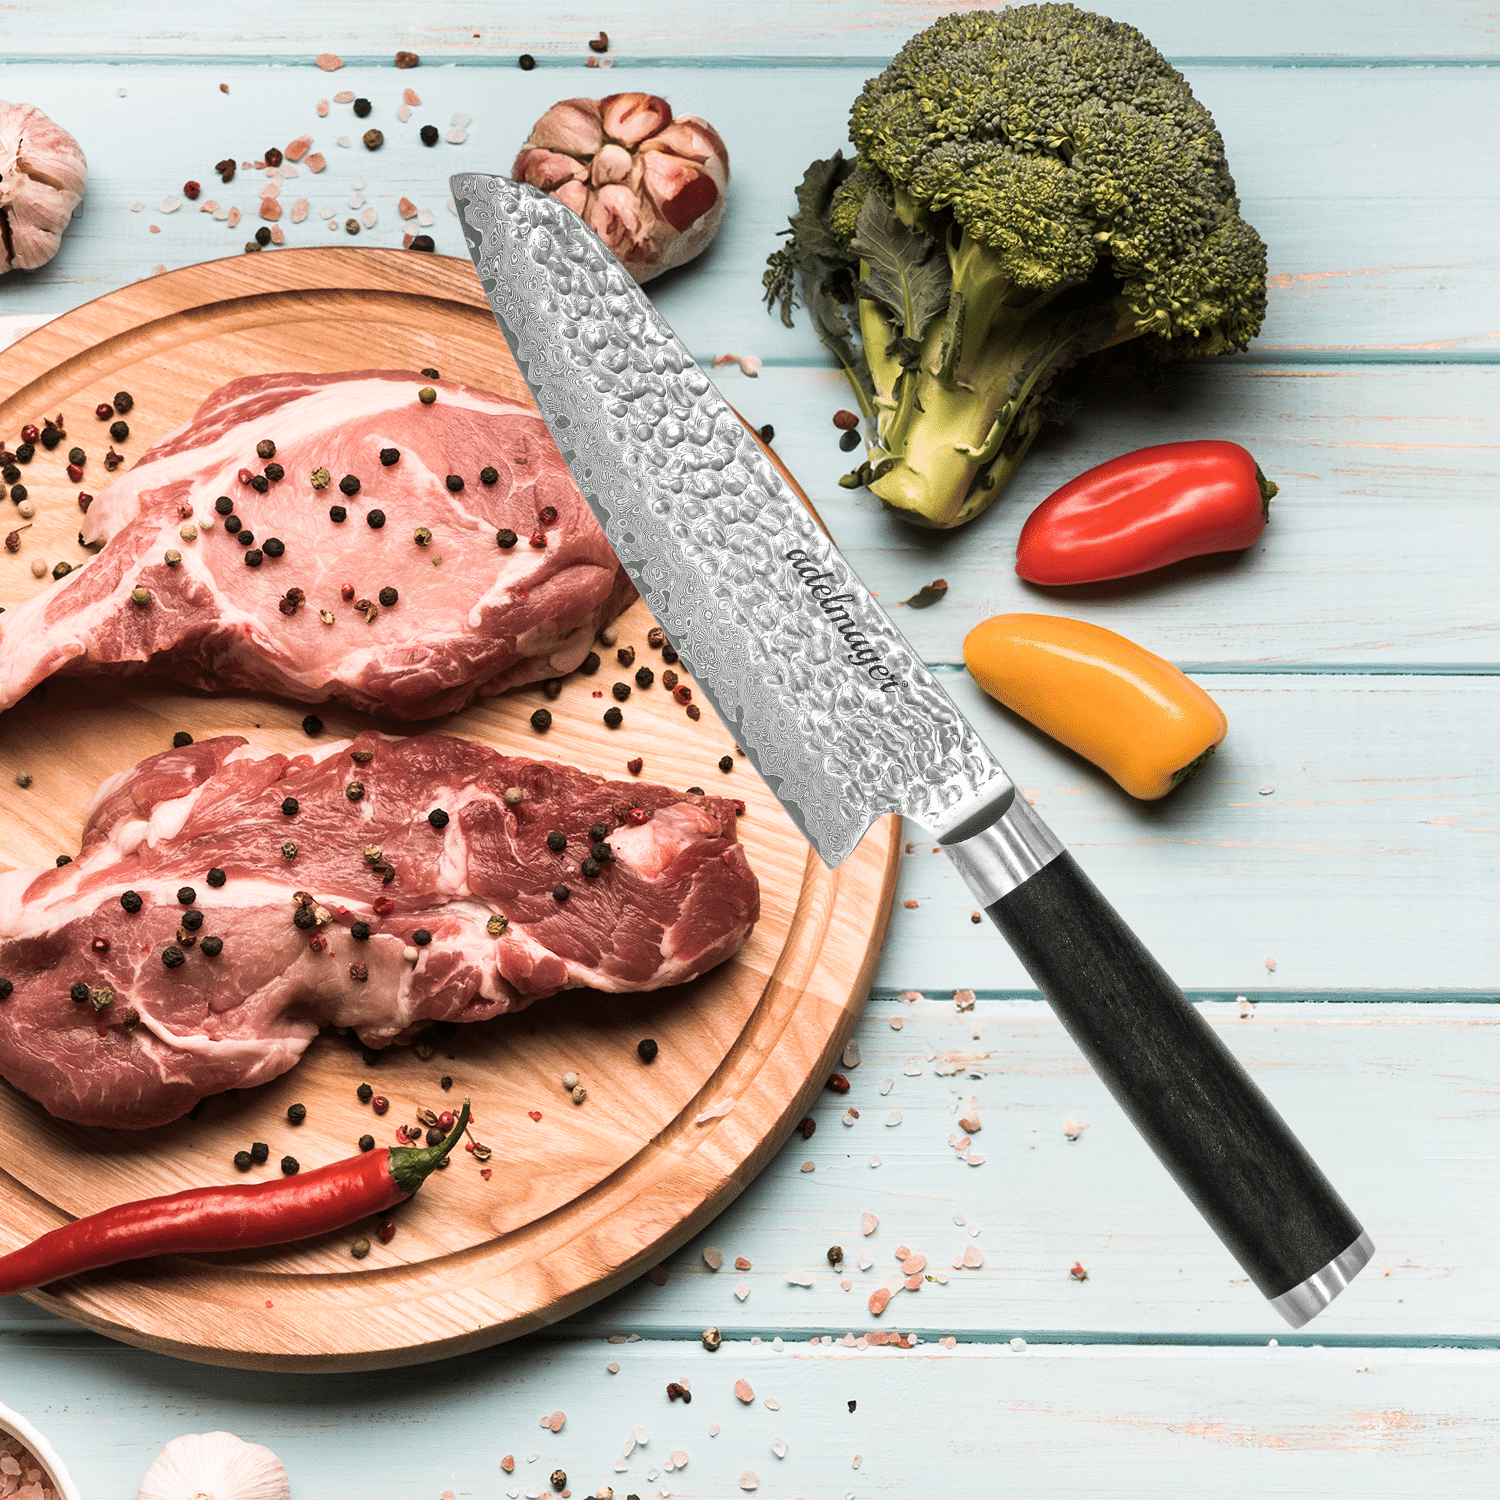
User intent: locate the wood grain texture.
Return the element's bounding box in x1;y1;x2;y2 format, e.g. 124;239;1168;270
1;61;1498;358
0;250;899;1369
4;0;1496;59
1;1336;1497;1500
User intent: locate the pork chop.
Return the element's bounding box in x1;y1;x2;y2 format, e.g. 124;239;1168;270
0;731;759;1128
0;370;634;719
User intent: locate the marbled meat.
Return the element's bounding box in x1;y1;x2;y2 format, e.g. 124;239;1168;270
0;370;634;719
0;731;759;1128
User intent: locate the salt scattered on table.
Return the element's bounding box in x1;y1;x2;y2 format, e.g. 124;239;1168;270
452;111;473;126
320;205;335;218
417;208;434;226
362;206;378;228
634;1425;649;1444
337;136;352;149
404;88;422;106
787;1272;812;1286
670;1451;688;1468
739;1473;758;1492
334;89;355;103
159;195;182;213
317;99;330;117
842;1039;861;1068
869;1155;881;1167
861;1212;878;1235
734;1281;750;1301
879;1078;894;1095
396;103;412;123
771;1438;787;1458
800;1161;815;1173
694;1096;735;1125
703;1246;723;1270
962;1246;984;1268
447;125;469;144
885;1110;902;1126
607;1361;619;1373
709;1424;720;1437
735;1379;755;1403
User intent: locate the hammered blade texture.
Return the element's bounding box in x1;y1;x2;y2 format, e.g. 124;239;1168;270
453;174;1010;866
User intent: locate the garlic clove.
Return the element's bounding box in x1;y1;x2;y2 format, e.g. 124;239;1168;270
589;142;634;189
513;146;589;192
554;179;589;216
648;116;730;172
586;182;659;261
527;98;604;157
599;93;673;148
137;1431;291;1500
640;150;719;232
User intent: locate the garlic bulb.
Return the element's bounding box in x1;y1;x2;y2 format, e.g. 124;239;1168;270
0;100;87;274
513;94;728;283
137;1432;290;1500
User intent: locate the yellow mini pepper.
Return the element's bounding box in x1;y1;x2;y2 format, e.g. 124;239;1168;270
963;613;1227;799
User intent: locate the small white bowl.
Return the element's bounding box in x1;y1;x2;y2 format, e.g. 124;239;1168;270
0;1401;83;1500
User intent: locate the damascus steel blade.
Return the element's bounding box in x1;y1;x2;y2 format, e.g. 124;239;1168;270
453;173;1012;866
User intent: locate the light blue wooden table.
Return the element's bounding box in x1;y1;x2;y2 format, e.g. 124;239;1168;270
2;3;1497;1495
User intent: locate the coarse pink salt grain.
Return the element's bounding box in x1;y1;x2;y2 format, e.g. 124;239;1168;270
962;1246;984;1268
403;87;422;105
291;197;309;223
398;197;419;219
334;89;355;103
735;1256;751;1271
941;1335;957;1349
316;53;344;70
868;1286;891;1315
895;1244;910;1260
260;198;282;221
861;1212;878;1236
286;134;313;160
547;1410;566;1432
317;99;330;117
904;1274;923;1290
226;206;241;227
501;1455;515;1472
866;1329;888;1345
307;153;327;172
270;224;285;244
902;1253;927;1274
734;1379;754;1403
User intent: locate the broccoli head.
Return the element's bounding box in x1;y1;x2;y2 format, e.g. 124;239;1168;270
763;3;1268;528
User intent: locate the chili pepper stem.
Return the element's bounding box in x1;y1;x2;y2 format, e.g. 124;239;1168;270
386;1096;470;1196
1170;742;1219;789
1254;464;1279;511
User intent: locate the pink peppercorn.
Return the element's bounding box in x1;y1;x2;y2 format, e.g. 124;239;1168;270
78;493;93;513
371;1095;389;1114
626;807;651;826
827;1072;851;1093
183;180;201;200
340;583;355;601
66;463;83;482
237;467;253;485
437;1110;455;1129
91;937;110;954
95;403;114;421
528;530;547;548
377;1219;396;1243
627;757;643;776
673;685;692;705
20;425;39;444
538;505;558;525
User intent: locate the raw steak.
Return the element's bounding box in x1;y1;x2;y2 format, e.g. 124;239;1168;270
0;731;759;1129
0;370;634;719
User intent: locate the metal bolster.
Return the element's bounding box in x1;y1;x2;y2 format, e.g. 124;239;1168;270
1268;1229;1375;1328
939;790;1066;905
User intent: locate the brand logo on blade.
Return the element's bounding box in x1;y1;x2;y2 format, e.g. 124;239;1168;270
785;550;902;695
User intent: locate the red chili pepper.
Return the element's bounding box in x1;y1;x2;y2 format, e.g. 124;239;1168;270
1014;441;1278;586
0;1099;468;1301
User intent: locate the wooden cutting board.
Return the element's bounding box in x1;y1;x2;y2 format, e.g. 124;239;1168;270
0;249;899;1371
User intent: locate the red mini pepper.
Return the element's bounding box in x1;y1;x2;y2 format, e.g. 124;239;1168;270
1015;440;1278;586
0;1098;469;1300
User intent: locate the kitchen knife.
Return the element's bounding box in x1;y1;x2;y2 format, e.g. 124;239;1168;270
452;173;1372;1328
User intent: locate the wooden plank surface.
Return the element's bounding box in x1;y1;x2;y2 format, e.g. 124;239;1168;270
4;0;1498;60
1;62;1498;359
0;1336;1496;1500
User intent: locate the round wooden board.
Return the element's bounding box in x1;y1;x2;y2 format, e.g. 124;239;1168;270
0;250;900;1371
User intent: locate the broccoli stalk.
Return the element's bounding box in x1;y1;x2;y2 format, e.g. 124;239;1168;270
763;4;1269;529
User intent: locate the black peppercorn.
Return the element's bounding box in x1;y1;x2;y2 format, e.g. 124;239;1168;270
612;682;631;702
410;235;435;253
588;821;608;841
162;946;186;969
177;886;196;906
378;586;397;606
302;714;323;736
346;781;365;800
0;979;12;1000
237;529;256;547
366;510;385;529
424;1126;445;1147
635;666;654;688
39;426;61;450
172;730;194;747
496;528;518;548
379;447;401;468
638;1037;659;1063
214;496;234;516
479;465;498;485
359;1134;375;1152
264;463;284;482
588;841;610;863
288;1102;307;1124
223;514;243;534
546;830;566;852
553;883;570;902
357;1082;374;1102
353;97;372;117
352;921;371;941
293;905;317;929
439;1073;453;1090
581;857;601;878
281;797;299;817
329;505;347;523
200;935;224;957
412;929;433;949
263;537;285;557
445;474;464;492
249;473;269;493
110;420;129;442
527;706;554;733
661;643;679;665
245;1141;268;1165
719;755;734;773
234;1150;253;1171
206;867;227;887
339;474;361;496
244;549;264;567
113;391;134;414
428;809;449;829
9;484;26;503
182;909;204;931
420;124;439;145
256;439;276;460
280;1156;299;1175
839;428;861;451
14;444;32;464
603;706;623;727
518;52;536;69
254;226;272;248
68;446;85;466
120;890;143;913
70;981;90;1003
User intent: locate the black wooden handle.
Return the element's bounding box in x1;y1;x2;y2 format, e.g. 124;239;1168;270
989;851;1365;1304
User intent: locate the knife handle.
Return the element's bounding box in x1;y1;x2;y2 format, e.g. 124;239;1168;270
942;793;1372;1327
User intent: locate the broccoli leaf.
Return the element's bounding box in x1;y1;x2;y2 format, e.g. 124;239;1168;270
850;191;952;351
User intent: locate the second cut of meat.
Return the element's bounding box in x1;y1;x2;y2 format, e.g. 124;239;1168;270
0;369;634;719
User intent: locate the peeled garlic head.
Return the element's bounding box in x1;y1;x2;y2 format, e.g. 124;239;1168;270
137;1432;291;1500
513;93;728;284
0;100;87;273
